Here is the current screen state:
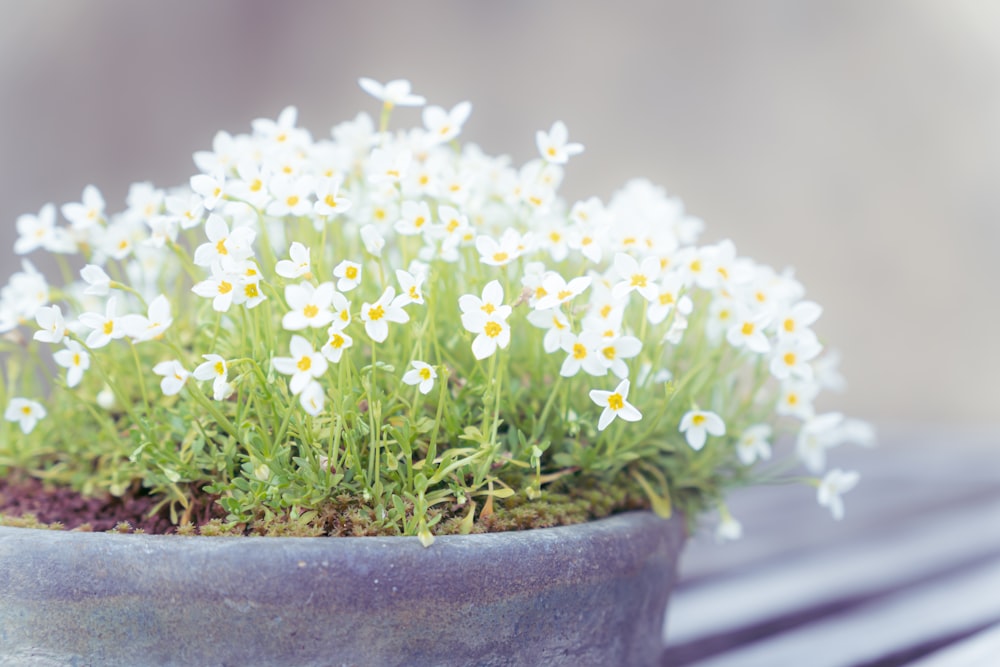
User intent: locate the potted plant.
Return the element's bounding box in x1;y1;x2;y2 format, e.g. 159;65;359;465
0;78;871;666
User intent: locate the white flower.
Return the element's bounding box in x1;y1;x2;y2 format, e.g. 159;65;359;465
272;335;329;395
282;282;336;331
770;334;823;381
96;385;115;410
394;200;432;237
358;77;426;107
588;379;641;431
333;259;363;292
534;273;592;311
611;253;660;302
16;203;74;255
716;511;743;543
394;269;425;306
191;262;241;313
596;334;643;380
796;412;844;473
61;185;105;230
298;380;326;417
77;296;143;349
33;305;68;344
129;294;173;342
164;192;205;230
679;410;726;451
152;360;190;397
266;174;314;218
536;121;584;164
328;291;352;330
53;341;90;389
475;229;527;267
361;286;409;343
526;308;573;354
470;316;511;360
275;242;312;280
559;330;608;378
775;300;822;340
5;398;46;434
459;280;511;332
726;307;772;355
422;101;472;144
193;214;256;267
190;170;226;211
402;361;437;395
81;264;112;296
736;424;773;465
360;224;386;257
314;176;352;218
193;354;234;401
817;469;860;520
321;328;354;363
776;380;820;419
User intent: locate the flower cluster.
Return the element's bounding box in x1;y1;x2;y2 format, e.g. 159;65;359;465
0;78;872;541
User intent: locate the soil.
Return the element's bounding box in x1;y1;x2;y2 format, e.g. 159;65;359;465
0;475;226;534
0;472;653;536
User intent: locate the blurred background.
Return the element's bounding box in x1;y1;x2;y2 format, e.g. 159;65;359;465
0;1;997;429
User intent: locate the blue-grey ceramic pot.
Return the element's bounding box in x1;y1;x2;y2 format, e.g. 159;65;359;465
0;511;685;667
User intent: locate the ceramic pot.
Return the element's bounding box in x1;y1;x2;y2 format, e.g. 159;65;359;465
0;511;685;667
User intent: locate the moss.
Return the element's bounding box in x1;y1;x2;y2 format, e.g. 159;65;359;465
0;513;63;530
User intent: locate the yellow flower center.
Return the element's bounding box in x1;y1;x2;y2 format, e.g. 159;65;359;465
419;368;432;381
329;334;345;349
572;343;587;360
659;292;675;306
345;266;358;280
21;405;32;415
214;361;225;376
607;393;624;411
250;179;262;192
216;239;228;255
325;194;338;208
368;305;385;321
414;216;426;228
630;274;647;288
603;346;616;360
784;352;797;366
741;322;755;336
482;303;496;315
102;320;114;335
557;289;572;300
297;356;311;372
492;252;509;263
244;283;260;298
783;318;795;333
218;280;232;295
303;304;319;319
692;414;706;426
484;321;503;338
286;195;300;207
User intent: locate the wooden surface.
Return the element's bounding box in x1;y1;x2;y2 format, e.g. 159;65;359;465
662;423;1000;667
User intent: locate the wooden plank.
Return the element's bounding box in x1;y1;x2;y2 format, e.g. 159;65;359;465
677;425;1000;581
668;557;1000;667
910;623;1000;667
664;496;1000;650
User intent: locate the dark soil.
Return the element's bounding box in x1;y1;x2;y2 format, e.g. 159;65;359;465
0;472;653;537
0;474;226;533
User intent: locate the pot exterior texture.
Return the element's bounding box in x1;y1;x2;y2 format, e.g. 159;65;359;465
0;511;686;667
